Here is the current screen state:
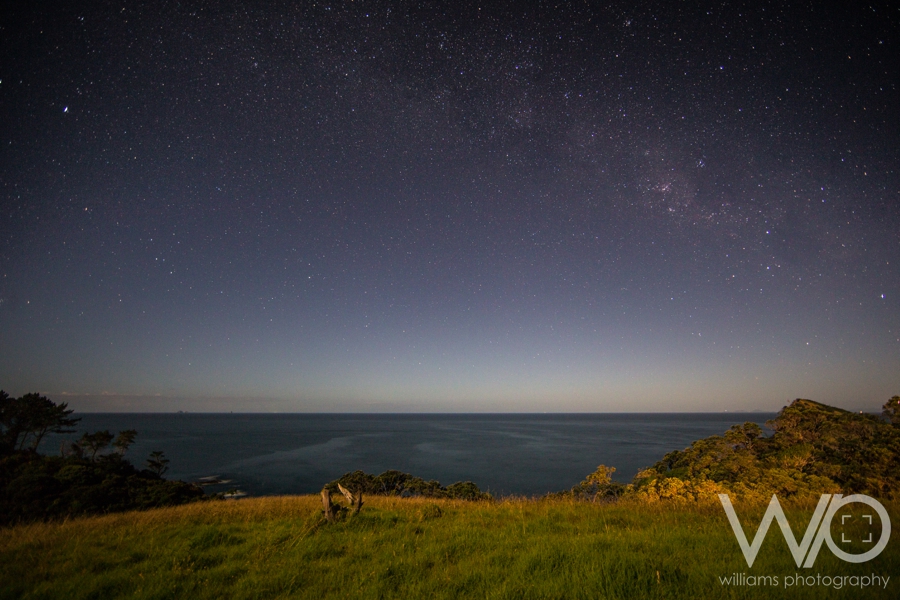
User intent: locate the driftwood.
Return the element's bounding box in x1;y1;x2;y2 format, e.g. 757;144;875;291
338;483;364;515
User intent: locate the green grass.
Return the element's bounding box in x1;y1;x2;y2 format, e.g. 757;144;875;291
1;496;896;599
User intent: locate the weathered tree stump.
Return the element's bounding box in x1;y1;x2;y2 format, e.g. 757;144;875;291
338;483;364;514
321;488;338;522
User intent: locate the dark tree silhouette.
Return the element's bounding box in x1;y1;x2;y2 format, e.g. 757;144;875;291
78;430;115;461
147;451;170;476
0;391;80;453
113;429;138;455
883;395;900;425
0;391;206;524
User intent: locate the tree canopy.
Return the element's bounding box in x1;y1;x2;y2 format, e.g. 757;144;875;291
0;391;80;453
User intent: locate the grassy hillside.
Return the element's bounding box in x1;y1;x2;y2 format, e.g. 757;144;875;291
1;495;896;599
3;396;897;598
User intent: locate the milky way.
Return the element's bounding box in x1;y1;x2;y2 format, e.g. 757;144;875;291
0;1;897;411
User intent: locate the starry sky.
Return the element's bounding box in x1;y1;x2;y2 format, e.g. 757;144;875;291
1;1;897;413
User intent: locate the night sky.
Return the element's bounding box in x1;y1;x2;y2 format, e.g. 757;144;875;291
1;1;897;412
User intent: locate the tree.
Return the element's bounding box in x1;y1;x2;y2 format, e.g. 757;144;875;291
724;422;764;451
0;391;80;453
79;430;115;461
22;393;81;451
0;390;15;452
570;465;624;502
147;451;170;476
71;429;138;460
882;396;900;425
112;429;138;455
444;481;491;501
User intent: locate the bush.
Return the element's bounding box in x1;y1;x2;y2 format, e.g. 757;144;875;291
326;470;491;501
615;397;900;504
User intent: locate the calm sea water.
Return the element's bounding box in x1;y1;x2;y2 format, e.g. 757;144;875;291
45;413;775;497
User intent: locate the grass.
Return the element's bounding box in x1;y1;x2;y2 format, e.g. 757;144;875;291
1;495;897;599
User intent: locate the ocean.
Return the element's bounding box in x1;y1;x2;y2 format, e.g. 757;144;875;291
45;413;775;497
